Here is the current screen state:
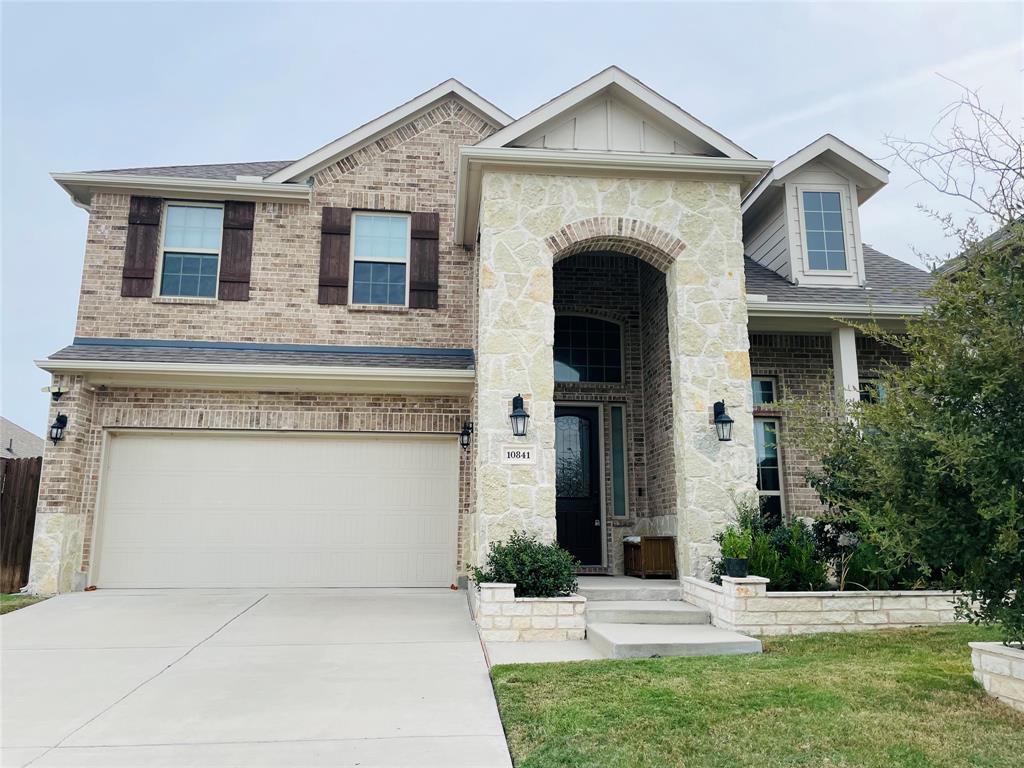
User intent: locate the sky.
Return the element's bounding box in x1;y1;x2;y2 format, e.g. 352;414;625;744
2;1;1021;434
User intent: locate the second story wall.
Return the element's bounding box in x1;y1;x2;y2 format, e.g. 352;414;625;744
74;100;499;349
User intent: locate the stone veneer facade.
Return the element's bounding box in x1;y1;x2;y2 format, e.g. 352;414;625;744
474;174;758;578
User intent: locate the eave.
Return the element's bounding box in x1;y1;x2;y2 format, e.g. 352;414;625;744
36;358;474;396
455;146;772;245
52;172;312;209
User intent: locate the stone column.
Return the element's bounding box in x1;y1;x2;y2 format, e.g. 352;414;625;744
27;374;95;594
473;172;557;562
665;194;758;578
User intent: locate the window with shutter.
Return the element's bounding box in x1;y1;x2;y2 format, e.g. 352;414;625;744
158;203;224;298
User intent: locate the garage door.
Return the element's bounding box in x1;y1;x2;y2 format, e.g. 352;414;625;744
93;432;460;588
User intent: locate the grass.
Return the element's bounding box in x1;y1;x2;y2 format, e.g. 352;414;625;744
0;593;47;614
491;625;1024;768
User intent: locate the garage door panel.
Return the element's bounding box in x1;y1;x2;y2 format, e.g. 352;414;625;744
95;433;459;588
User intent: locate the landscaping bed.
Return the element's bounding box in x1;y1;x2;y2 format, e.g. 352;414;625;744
492;625;1024;767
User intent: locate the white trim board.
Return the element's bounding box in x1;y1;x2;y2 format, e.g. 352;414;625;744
52;172;312;209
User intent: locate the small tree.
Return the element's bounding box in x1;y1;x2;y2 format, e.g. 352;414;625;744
797;84;1024;645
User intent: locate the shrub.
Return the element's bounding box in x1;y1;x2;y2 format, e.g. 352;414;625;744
720;526;752;559
472;531;579;598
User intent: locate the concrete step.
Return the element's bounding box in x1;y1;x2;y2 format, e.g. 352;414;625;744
587;623;762;659
586;600;710;625
576;577;683;602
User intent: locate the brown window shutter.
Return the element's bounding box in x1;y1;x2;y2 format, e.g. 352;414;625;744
121;196;162;297
409;211;439;309
318;207;351;305
218;201;256;301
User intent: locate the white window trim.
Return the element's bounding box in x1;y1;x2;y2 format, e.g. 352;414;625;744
155;200;224;299
754;416;785;519
553;312;626;385
795;184;855;276
752;376;777;407
348;211;412;307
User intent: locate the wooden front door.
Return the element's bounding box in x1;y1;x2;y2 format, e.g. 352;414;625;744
555;406;602;566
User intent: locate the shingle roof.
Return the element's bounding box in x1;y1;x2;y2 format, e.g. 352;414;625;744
744;246;934;306
48;339;474;370
85;160;294;181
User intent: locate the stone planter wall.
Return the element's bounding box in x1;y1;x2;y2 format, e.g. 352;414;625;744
682;575;960;636
469;582;586;642
971;642;1024;713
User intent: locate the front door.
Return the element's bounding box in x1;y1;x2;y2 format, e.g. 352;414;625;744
555;406;602;566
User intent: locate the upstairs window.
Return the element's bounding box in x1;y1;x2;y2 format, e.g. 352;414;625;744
802;191;847;271
159;203;223;297
351;212;410;306
554;316;622;383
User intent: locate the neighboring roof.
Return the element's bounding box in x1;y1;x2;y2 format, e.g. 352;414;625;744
743;134;890;215
476;66;755;160
47;338;474;371
745;246;934;307
265;78;513;183
1;417;45;458
86;160;293;181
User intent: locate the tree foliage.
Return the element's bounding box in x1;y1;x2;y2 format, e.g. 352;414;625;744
800;85;1023;643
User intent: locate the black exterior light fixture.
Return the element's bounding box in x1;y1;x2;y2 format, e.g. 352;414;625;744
459;421;474;451
49;413;68;445
509;394;530;437
713;401;734;442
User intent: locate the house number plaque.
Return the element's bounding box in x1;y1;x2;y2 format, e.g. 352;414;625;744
502;445;535;464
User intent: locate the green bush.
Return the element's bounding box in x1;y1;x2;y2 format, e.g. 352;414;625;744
472;531;579;598
720;526;752;558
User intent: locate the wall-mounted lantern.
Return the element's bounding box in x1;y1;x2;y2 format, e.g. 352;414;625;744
49;413;68;445
713;401;734;442
459;421;474;451
509;394;530;437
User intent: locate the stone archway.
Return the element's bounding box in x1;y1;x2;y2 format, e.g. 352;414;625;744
546;217;686;271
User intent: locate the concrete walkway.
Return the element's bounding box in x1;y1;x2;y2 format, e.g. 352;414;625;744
1;589;511;767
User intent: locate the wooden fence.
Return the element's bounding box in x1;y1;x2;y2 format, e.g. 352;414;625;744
1;456;43;593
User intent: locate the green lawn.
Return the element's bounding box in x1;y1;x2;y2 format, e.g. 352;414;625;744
492;626;1024;768
0;593;47;614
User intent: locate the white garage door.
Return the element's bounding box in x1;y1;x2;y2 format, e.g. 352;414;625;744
93;432;460;588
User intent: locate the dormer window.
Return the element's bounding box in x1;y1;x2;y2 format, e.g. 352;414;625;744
801;191;847;271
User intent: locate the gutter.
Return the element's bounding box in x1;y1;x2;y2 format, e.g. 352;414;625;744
745;300;928;318
52;172;313;209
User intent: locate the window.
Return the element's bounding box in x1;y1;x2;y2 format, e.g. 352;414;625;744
351;213;410;305
859;380;887;403
554;316;622;383
159;203;223;297
754;418;783;528
752;377;776;406
802;191;847;271
610;405;628;517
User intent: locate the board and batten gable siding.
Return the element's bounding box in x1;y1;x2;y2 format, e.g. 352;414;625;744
73;100;500;349
783;159;866;287
743;198;791;282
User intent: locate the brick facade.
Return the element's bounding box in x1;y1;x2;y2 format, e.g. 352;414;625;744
74;101;498;348
749;332;910;520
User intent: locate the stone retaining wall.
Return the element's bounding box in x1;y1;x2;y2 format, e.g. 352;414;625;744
682;575;960;636
970;642;1024;713
469;582;586;642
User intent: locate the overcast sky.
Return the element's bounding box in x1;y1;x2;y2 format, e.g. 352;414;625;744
2;1;1021;434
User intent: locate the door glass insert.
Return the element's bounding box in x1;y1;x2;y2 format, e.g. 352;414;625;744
556;415;591;498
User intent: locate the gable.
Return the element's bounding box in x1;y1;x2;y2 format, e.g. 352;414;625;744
477;67;753;159
512;93;711;155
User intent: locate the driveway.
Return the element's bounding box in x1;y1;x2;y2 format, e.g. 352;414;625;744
1;589;511;767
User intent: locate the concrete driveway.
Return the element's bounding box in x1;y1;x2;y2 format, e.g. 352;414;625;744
1;589;511;767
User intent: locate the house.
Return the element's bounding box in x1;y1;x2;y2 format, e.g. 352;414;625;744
1;417;45;458
29;67;933;594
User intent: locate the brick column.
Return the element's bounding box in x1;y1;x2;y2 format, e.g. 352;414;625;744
27;375;96;594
